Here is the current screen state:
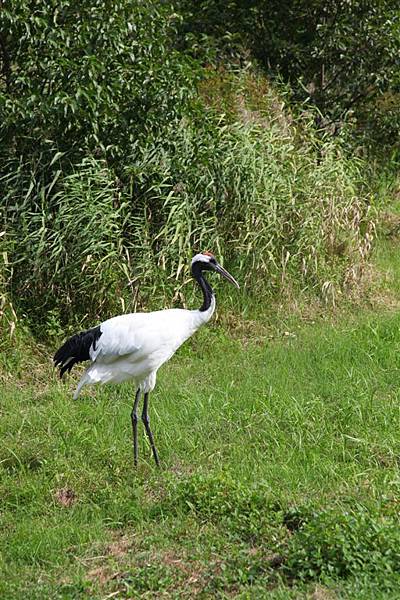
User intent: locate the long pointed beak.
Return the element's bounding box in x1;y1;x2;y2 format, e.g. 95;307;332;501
214;263;240;289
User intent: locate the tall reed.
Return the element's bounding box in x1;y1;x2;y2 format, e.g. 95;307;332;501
2;72;374;329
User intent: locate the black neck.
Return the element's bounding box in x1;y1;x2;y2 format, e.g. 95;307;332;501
191;262;214;312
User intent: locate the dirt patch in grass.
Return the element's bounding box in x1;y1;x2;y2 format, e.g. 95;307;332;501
158;550;206;595
80;531;212;598
87;565;118;587
54;487;77;508
106;537;134;558
310;584;338;599
82;534;138;595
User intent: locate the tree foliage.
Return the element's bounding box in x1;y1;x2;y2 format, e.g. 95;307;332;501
0;0;197;165
0;0;377;330
179;0;400;148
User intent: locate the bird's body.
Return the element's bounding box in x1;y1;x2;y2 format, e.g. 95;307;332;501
72;299;215;398
54;252;238;467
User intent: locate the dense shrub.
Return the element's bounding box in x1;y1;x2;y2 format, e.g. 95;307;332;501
3;88;375;326
179;0;400;152
1;2;376;329
0;0;196;164
284;506;400;581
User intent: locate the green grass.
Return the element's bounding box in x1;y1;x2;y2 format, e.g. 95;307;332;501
2;276;400;598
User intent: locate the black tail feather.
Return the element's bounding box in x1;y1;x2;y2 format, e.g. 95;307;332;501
53;326;102;378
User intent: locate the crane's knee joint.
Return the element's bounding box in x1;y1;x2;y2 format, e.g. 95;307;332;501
141;414;150;426
131;411;138;423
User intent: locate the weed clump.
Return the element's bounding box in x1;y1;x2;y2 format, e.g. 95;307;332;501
165;472;284;542
163;473;400;588
283;506;400;582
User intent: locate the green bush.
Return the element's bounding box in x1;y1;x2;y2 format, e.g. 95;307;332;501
0;0;196;164
179;0;400;153
1;2;376;328
3;79;375;327
284;506;400;582
164;472;282;542
3;157;130;325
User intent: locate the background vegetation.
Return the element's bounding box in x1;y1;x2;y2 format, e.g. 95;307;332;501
2;0;398;330
180;0;400;150
1;1;400;597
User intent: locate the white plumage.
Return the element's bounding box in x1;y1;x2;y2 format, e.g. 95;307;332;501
54;252;239;466
74;298;215;398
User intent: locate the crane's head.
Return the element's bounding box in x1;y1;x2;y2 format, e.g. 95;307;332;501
191;251;240;288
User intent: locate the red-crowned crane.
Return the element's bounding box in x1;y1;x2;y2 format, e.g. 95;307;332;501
53;252;239;467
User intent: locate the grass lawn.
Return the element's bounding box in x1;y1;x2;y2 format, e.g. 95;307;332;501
1;235;400;598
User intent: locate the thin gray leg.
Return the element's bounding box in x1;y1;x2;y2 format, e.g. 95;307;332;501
142;393;160;467
131;389;141;467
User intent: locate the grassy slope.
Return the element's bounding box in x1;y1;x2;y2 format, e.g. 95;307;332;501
1;223;400;598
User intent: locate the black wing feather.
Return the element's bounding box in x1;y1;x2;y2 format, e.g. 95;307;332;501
53;326;102;378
